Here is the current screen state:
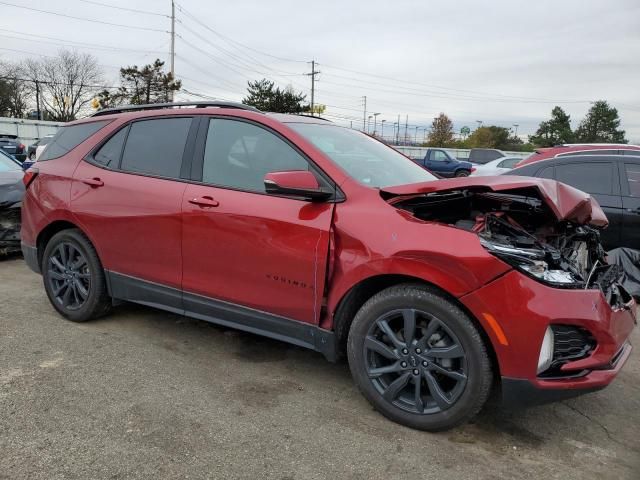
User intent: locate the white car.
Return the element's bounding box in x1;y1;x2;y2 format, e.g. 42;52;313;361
470;156;521;176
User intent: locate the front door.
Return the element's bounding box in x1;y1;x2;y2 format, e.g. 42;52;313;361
181;117;334;324
621;162;640;249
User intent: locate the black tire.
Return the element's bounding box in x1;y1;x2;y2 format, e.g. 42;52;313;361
455;170;470;177
29;152;35;160
42;228;112;322
347;284;492;431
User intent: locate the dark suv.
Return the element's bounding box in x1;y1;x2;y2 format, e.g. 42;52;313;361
0;134;26;161
510;154;640;249
20;102;635;431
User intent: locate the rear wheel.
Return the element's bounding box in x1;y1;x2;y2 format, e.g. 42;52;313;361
347;284;492;431
42;229;111;322
455;170;470;177
29;152;35;160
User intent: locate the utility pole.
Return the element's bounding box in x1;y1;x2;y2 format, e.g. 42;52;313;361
362;96;367;131
35;80;41;121
305;60;320;115
404;115;408;145
396;114;400;143
170;0;175;101
415;126;419;144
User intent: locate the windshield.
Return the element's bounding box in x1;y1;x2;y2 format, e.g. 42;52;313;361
0;150;20;171
288;123;437;188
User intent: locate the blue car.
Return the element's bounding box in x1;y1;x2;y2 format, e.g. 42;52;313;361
412;148;474;177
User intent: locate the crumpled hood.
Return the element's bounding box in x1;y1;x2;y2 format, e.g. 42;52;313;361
381;175;608;227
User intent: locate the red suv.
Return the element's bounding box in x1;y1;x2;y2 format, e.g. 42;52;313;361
20;102;636;431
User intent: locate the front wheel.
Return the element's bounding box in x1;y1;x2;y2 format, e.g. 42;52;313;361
42;229;112;322
347;284;492;431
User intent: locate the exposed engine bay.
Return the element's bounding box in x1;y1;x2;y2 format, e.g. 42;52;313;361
388;186;632;309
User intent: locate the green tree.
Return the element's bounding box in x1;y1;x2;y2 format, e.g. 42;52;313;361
467;125;523;150
242;79;308;113
574;100;627;143
529;106;574;147
426;113;454;146
118;59;181;105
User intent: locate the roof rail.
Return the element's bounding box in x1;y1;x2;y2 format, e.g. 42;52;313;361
91;101;261;117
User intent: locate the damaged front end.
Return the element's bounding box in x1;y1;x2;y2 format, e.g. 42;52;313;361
384;178;632;310
0;203;21;256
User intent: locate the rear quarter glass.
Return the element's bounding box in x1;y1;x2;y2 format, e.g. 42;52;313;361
39;120;110;161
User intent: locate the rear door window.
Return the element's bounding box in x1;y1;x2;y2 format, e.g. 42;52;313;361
40;121;109;161
555;162;614;195
93;127;128;167
624;163;640;197
120;118;192;179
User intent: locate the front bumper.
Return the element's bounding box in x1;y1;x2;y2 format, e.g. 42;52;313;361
460;270;636;403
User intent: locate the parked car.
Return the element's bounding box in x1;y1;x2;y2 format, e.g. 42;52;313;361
516;144;640;168
27;134;55;161
412;148;475;177
467;148;506;165
509;154;640;249
470;156;521;176
20;102;635;432
0;134;26;162
0;148;24;255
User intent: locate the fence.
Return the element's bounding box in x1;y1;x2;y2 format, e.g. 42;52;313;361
0;117;64;144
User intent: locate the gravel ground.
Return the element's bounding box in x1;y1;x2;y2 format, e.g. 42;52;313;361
1;256;639;480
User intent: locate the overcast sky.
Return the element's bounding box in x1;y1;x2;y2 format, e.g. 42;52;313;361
1;0;639;141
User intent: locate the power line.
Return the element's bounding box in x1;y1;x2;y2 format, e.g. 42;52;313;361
0;30;166;54
174;2;306;64
0;1;167;33
75;0;169;17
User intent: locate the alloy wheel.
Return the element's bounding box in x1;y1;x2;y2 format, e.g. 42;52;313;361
46;242;91;311
363;308;468;414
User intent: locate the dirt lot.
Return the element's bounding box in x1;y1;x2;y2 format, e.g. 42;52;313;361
1;256;639;480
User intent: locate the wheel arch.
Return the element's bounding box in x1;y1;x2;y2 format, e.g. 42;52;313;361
329;273;502;379
36;220;99;271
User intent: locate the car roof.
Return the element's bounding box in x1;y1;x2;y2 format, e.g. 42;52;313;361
69;102;332;126
511;153;640;174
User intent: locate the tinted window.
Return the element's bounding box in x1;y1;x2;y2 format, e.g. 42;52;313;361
202;119;309;192
625;163;640;197
623;150;640;156
40;121;109;161
93;127;128;167
498;158;520;168
555;162;614;195
538;166;555;179
289;123;436;187
429;150;448;162
120;118;191;178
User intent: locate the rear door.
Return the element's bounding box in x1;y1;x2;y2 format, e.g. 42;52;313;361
71;117;196;305
554;161;622;248
181;116;334;324
620;161;640;248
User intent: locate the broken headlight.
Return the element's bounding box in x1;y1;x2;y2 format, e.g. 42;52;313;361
479;238;582;286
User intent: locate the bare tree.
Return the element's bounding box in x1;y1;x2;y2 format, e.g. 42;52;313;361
0;61;31;118
24;50;103;121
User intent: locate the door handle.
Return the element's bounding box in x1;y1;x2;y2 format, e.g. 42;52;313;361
81;177;104;187
188;196;219;208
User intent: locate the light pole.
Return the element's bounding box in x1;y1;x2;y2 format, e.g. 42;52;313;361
380;119;386;140
414;126;420;144
393;122;399;144
513;123;519;138
367;115;372;134
373;112;381;136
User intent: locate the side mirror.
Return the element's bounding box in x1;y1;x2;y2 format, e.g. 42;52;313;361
264;171;333;201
